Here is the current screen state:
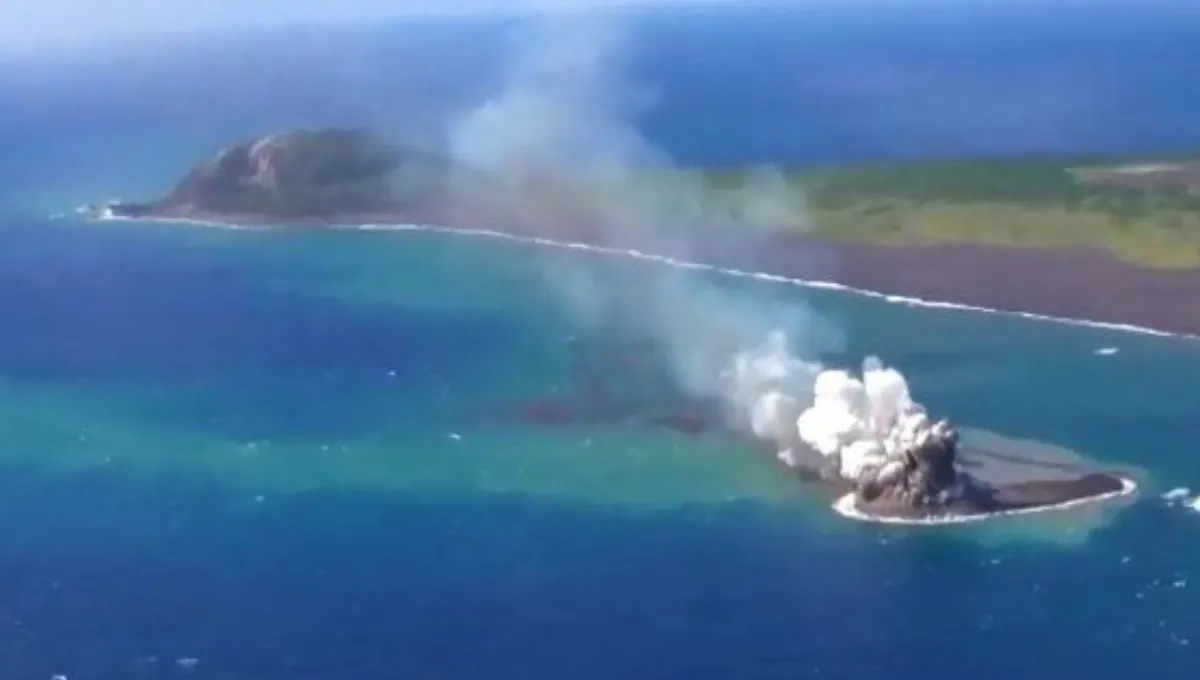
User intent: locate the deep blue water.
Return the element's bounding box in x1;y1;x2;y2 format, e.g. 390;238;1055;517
0;215;1198;680
4;1;1200;209
2;466;1198;680
2;5;1200;678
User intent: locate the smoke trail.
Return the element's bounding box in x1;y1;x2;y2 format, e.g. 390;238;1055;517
435;6;1143;523
443;4;841;423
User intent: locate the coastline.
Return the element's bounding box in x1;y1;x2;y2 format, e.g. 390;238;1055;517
85;211;1156;524
748;437;1141;526
827;240;1200;341
831;475;1139;526
85;209;1200;341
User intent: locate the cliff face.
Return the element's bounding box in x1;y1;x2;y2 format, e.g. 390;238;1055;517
117;128;455;219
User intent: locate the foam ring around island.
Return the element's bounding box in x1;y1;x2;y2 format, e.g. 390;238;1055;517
831;476;1138;526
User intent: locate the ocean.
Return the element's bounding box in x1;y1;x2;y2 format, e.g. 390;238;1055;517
3;4;1200;678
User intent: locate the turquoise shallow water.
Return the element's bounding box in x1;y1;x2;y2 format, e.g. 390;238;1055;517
1;211;1199;678
5;7;1200;673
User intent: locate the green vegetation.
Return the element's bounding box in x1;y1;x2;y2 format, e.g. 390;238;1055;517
158;127;1200;268
693;152;1200;268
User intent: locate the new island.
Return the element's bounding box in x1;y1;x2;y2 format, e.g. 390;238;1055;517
83;127;1189;521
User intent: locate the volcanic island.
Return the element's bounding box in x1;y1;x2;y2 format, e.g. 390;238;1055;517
83;127;1200;336
80;127;1176;522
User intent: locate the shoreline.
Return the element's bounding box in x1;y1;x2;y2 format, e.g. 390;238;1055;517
83;210;1200;341
85;211;1156;525
831;475;1139;525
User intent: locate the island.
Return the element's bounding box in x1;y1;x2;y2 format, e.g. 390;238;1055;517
83;128;1147;521
501;341;1135;523
817;416;1130;522
82;127;1200;336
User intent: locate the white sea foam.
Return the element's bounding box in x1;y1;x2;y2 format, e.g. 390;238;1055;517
350;222;1197;341
832;475;1139;526
77;212;1161;524
91;211;269;230
77;214;1199;341
1161;486;1200;515
1162;487;1191;503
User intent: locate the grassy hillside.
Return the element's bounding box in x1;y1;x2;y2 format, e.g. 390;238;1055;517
152;128;1200;268
697;152;1200;268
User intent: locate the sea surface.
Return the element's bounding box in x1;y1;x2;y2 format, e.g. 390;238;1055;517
4;5;1200;679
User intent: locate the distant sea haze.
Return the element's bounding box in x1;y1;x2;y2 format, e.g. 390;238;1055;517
0;198;1198;679
1;0;1199;186
0;4;1199;678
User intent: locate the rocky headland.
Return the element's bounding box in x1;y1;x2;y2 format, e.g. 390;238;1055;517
85;128;458;223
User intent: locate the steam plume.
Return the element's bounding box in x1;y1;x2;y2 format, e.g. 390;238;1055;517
436;5;1135;512
430;6;1142;526
444;5;837;416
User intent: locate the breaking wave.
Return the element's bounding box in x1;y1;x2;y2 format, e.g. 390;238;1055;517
86;214;1196;340
342;221;1192;340
85;213;1148;523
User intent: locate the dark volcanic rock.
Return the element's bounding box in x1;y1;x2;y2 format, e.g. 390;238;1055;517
989;473;1125;509
845;419;1128;520
852;420;970;515
494;339;1133;522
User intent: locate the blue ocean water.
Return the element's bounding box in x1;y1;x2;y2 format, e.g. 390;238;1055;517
3;5;1200;678
6;209;1200;680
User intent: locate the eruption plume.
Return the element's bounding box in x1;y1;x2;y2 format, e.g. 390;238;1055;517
443;3;839;418
437;6;1136;522
720;332;945;484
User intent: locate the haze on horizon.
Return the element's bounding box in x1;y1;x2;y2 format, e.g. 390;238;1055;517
3;0;720;55
3;0;1144;57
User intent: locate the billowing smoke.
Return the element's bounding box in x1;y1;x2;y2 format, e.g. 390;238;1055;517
445;11;813;238
446;7;830;362
440;4;950;477
726;338;949;482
